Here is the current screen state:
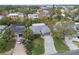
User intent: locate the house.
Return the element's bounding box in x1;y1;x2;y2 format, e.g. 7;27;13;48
7;13;24;20
30;23;50;35
0;25;7;33
28;14;38;19
11;24;25;37
37;9;50;18
53;22;75;32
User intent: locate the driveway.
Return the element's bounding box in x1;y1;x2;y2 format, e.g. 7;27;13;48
13;43;26;55
13;35;26;55
42;35;57;54
65;37;79;50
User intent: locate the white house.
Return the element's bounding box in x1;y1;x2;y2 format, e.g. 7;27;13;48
36;9;50;18
7;13;24;19
42;10;50;17
28;14;38;19
30;23;50;35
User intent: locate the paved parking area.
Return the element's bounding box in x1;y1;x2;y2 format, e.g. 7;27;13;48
13;35;26;55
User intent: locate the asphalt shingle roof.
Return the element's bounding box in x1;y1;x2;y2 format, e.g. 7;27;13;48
12;24;25;34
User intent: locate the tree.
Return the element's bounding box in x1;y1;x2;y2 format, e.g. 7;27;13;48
0;28;16;53
23;28;34;40
53;21;76;39
0;17;9;25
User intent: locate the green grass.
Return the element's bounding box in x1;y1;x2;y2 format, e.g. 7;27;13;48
53;36;69;53
32;38;44;55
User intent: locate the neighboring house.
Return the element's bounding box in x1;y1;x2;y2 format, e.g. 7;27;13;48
30;23;50;35
28;9;50;19
37;9;50;18
28;14;38;19
7;13;24;20
11;24;25;37
0;15;4;20
53;22;75;32
0;25;7;33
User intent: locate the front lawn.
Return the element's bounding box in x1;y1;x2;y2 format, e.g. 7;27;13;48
32;38;44;55
53;36;69;53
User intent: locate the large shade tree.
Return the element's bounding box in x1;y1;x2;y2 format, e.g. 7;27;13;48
53;20;76;39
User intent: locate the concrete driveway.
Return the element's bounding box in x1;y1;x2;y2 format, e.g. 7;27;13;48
65;37;79;50
42;35;57;55
13;35;26;55
13;43;26;55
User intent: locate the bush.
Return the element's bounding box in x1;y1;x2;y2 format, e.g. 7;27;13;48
0;28;16;53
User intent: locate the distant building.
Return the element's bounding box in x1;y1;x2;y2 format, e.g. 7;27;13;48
37;9;50;18
28;14;38;19
7;13;24;20
30;23;50;35
40;6;52;10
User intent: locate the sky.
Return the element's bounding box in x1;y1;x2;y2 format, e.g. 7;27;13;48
0;0;53;5
0;0;79;5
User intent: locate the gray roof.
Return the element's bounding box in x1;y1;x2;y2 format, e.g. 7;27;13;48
30;24;50;34
12;25;25;34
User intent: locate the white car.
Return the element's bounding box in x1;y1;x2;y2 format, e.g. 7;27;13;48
17;40;21;44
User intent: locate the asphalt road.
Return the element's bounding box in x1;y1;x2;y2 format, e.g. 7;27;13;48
54;49;79;55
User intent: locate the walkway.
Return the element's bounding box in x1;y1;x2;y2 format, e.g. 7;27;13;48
42;35;57;55
65;37;79;50
13;43;26;55
13;34;26;55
